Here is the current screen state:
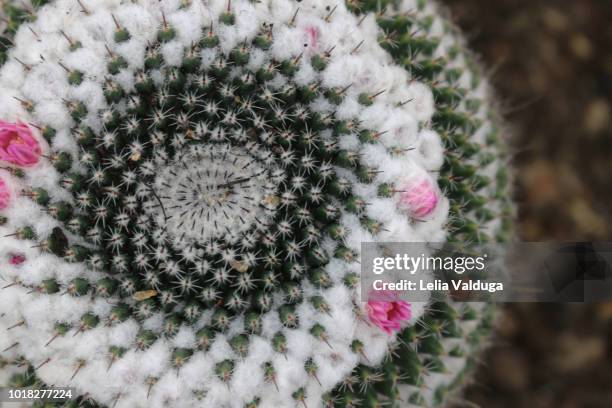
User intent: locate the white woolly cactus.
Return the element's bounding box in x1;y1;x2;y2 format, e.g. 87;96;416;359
0;0;512;407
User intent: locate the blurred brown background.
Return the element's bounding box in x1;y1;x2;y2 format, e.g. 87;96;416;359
441;1;612;407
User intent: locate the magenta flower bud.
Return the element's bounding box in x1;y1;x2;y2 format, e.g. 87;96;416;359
0;121;41;167
0;177;10;209
398;177;439;219
9;253;26;265
366;291;411;335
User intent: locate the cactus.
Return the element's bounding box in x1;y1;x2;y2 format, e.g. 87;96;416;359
0;0;511;407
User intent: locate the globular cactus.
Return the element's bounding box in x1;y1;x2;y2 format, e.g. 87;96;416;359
0;0;512;407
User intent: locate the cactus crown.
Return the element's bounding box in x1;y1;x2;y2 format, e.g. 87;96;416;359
37;23;380;330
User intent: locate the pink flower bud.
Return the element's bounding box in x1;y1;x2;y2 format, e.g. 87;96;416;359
366;291;411;335
398;177;439;219
303;26;319;54
0;120;41;167
9;253;26;265
0;178;9;209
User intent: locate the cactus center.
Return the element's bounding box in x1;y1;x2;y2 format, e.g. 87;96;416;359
150;144;278;245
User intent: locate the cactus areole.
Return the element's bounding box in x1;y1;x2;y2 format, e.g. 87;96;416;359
0;0;511;407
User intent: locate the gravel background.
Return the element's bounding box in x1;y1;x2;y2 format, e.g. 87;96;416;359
441;1;612;407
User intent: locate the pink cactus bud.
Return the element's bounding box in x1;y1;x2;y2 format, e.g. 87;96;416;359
366;291;411;335
0;178;9;209
9;253;26;265
398;177;439;218
0;121;41;167
303;26;319;54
